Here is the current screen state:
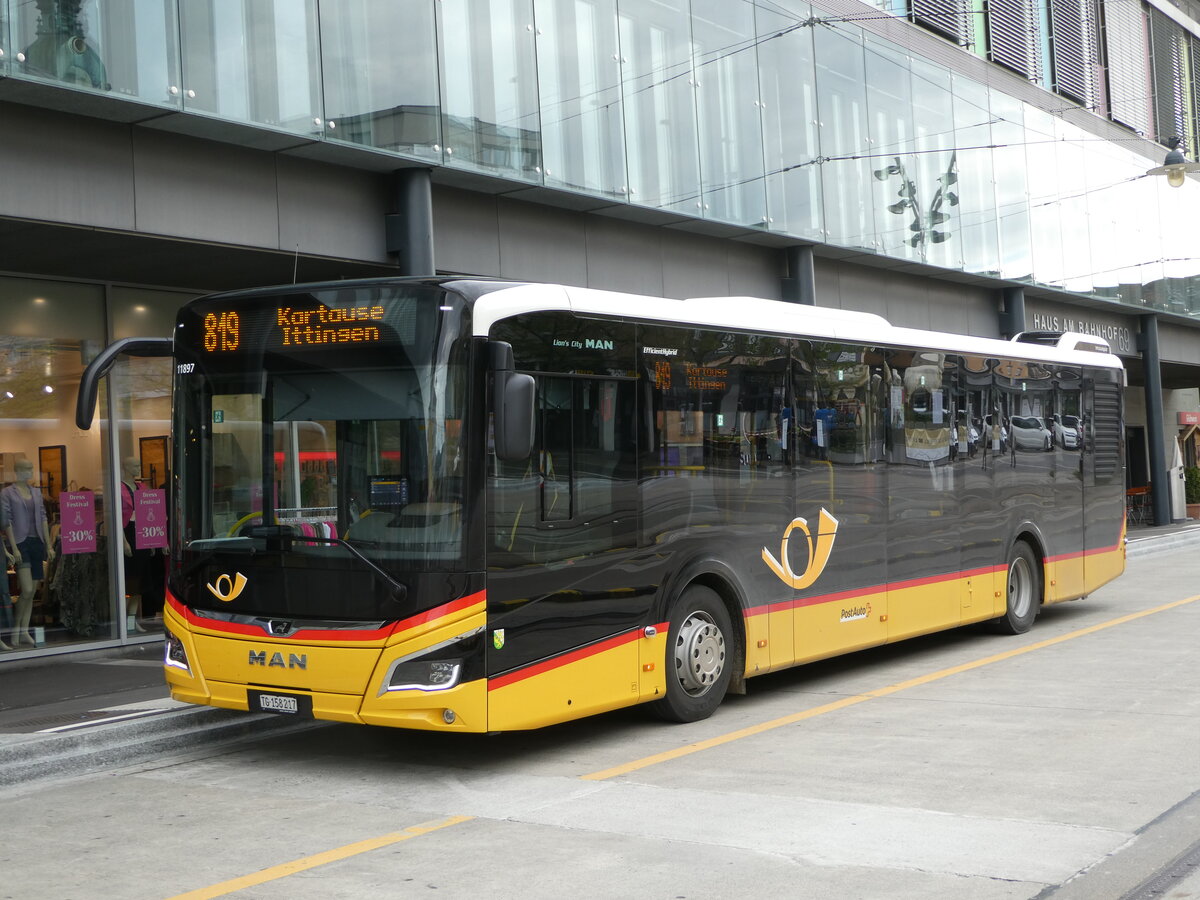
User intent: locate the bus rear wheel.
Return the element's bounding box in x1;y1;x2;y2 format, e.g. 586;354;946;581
991;541;1041;634
652;585;733;723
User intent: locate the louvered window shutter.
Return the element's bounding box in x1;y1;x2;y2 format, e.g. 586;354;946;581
1191;36;1200;153
1149;9;1186;144
987;0;1042;80
1050;0;1098;106
911;0;974;46
1103;0;1152;135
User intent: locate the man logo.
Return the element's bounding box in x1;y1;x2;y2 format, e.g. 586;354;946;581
248;650;307;669
761;509;839;590
206;571;248;602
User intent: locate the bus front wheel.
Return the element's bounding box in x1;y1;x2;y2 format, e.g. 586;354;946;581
653;585;733;723
991;542;1041;634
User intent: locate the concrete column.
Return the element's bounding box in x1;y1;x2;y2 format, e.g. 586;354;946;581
1139;315;1170;526
781;245;816;305
385;168;435;276
999;286;1025;338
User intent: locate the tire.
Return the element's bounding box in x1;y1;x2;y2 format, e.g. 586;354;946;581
652;585;734;723
990;541;1041;634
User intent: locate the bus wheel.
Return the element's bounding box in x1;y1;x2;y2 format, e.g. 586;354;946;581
991;542;1040;634
653;585;733;723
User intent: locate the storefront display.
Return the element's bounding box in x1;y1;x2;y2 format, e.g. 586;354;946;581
0;276;193;659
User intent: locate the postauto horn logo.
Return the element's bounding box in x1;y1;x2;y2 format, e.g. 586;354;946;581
206;572;248;603
761;509;839;590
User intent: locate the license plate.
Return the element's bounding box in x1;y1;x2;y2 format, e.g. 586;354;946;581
248;690;312;717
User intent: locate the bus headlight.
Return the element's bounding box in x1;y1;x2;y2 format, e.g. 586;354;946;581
387;659;463;692
380;627;483;695
164;630;191;673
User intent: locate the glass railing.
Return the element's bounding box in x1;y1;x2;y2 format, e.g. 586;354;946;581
0;0;1196;317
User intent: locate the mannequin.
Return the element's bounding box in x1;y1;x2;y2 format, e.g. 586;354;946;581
3;459;54;649
120;456;150;632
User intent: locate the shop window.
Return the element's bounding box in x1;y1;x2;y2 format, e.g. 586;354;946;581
0;276;113;650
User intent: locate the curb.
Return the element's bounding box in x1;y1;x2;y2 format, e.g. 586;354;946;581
0;705;321;788
1126;528;1200;559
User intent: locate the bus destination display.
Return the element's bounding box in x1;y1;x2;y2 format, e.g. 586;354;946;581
200;302;389;354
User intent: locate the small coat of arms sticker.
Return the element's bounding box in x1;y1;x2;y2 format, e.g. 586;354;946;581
492;629;505;650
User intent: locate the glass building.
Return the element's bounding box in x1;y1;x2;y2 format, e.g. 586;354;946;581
0;0;1198;661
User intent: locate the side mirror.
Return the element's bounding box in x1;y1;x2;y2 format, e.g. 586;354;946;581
489;341;535;462
495;371;536;461
76;337;174;429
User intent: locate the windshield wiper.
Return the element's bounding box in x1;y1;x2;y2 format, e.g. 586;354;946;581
182;534;406;602
275;533;408;602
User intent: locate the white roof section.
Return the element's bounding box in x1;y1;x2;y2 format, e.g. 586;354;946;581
471;283;1124;371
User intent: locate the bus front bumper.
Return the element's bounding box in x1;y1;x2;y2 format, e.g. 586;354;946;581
162;603;490;733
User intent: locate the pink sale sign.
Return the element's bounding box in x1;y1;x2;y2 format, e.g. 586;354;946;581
60;491;98;554
135;489;169;549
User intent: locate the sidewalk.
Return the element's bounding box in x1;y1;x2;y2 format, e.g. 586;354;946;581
1;519;1199;785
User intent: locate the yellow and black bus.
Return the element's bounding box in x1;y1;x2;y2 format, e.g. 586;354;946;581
78;279;1126;731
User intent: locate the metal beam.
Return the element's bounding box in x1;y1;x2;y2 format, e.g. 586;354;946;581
1000;286;1025;338
781;245;815;305
385;169;435;276
1139;315;1171;526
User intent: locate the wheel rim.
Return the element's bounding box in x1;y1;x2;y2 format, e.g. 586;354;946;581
1008;555;1033;619
673;611;726;697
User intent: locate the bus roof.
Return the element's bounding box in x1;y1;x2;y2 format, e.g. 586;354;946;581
467;281;1125;371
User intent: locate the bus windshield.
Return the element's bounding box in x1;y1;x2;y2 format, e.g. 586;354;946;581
172;285;473;609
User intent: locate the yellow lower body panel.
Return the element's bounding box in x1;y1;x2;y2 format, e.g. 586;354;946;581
487;637;641;731
359;678;488;732
795;588;888;664
1083;544;1126;598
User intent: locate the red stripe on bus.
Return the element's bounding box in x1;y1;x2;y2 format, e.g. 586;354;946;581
1045;541;1122;563
487;626;648;691
165;589;485;643
745;539;1123;620
391;591;486;635
745;564;1006;619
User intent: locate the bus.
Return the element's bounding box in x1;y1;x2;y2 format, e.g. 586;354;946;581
77;279;1126;732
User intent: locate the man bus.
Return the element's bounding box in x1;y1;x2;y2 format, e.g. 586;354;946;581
77;279;1125;731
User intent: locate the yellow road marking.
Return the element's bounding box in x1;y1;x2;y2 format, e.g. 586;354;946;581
165;815;474;899
163;595;1198;895
582;594;1200;781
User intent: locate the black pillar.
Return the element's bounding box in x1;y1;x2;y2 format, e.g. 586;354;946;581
385;168;435;276
1139;315;1171;526
999;286;1025;338
781;245;816;305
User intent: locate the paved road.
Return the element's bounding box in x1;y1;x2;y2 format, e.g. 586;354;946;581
1;546;1198;900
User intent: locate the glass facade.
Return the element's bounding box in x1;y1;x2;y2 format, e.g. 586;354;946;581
0;0;1198;312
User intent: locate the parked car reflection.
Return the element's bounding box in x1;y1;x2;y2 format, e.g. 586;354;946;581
1009;415;1053;451
1050;414;1082;449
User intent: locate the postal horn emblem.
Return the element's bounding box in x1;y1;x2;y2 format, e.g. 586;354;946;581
206;572;248;603
761;509;839;590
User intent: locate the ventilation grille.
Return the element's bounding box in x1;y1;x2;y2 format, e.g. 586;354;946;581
1091;380;1122;480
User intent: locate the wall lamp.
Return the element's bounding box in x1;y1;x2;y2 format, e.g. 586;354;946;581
1147;138;1200;188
